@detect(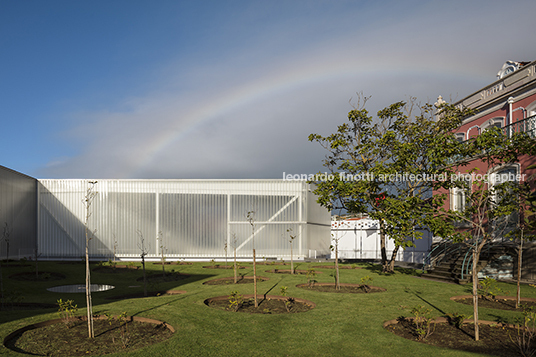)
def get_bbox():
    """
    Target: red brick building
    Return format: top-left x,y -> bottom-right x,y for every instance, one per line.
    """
446,60 -> 536,227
